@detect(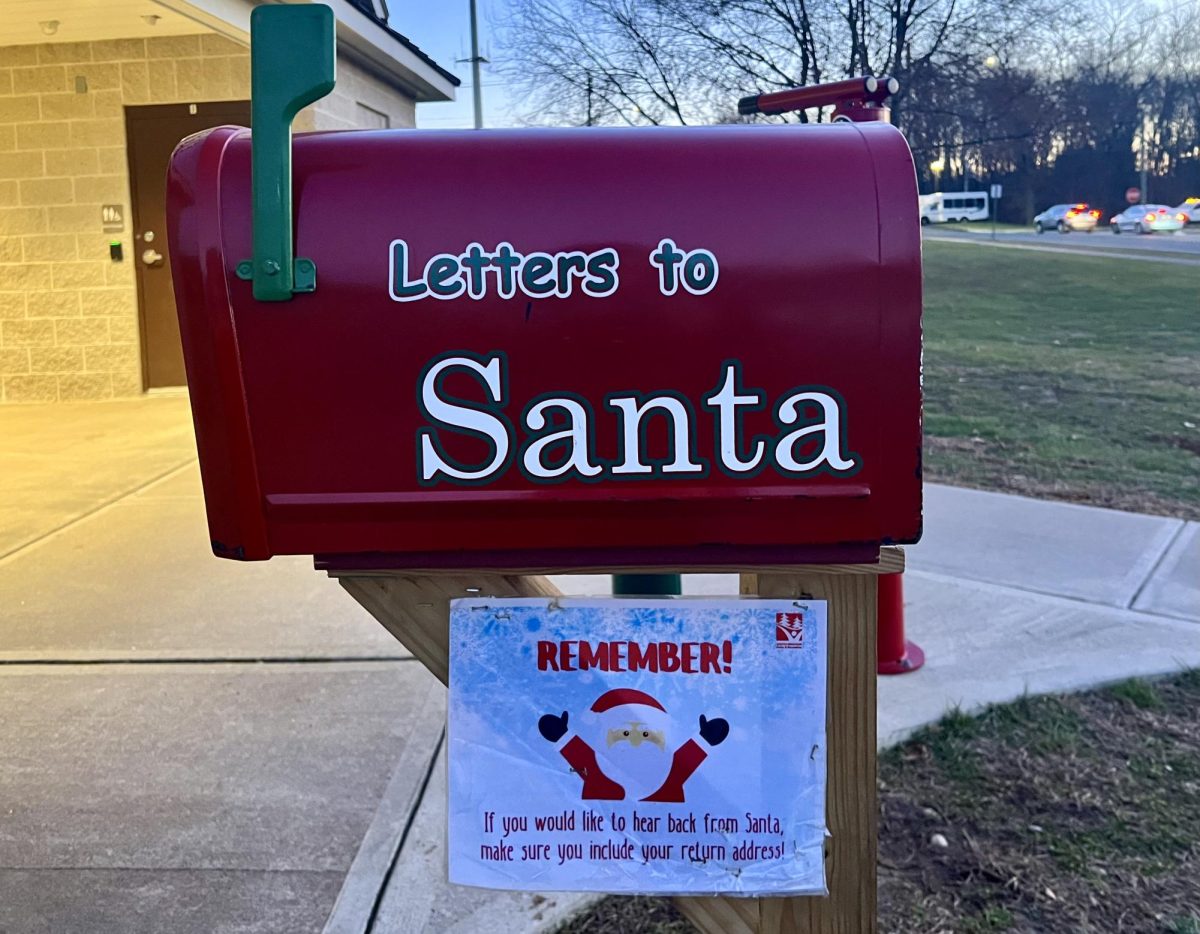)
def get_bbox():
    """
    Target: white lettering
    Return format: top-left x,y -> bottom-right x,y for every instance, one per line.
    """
607,396 -> 705,475
390,240 -> 620,302
414,359 -> 857,485
704,364 -> 765,473
649,239 -> 719,297
775,391 -> 856,473
418,355 -> 509,482
522,398 -> 603,479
